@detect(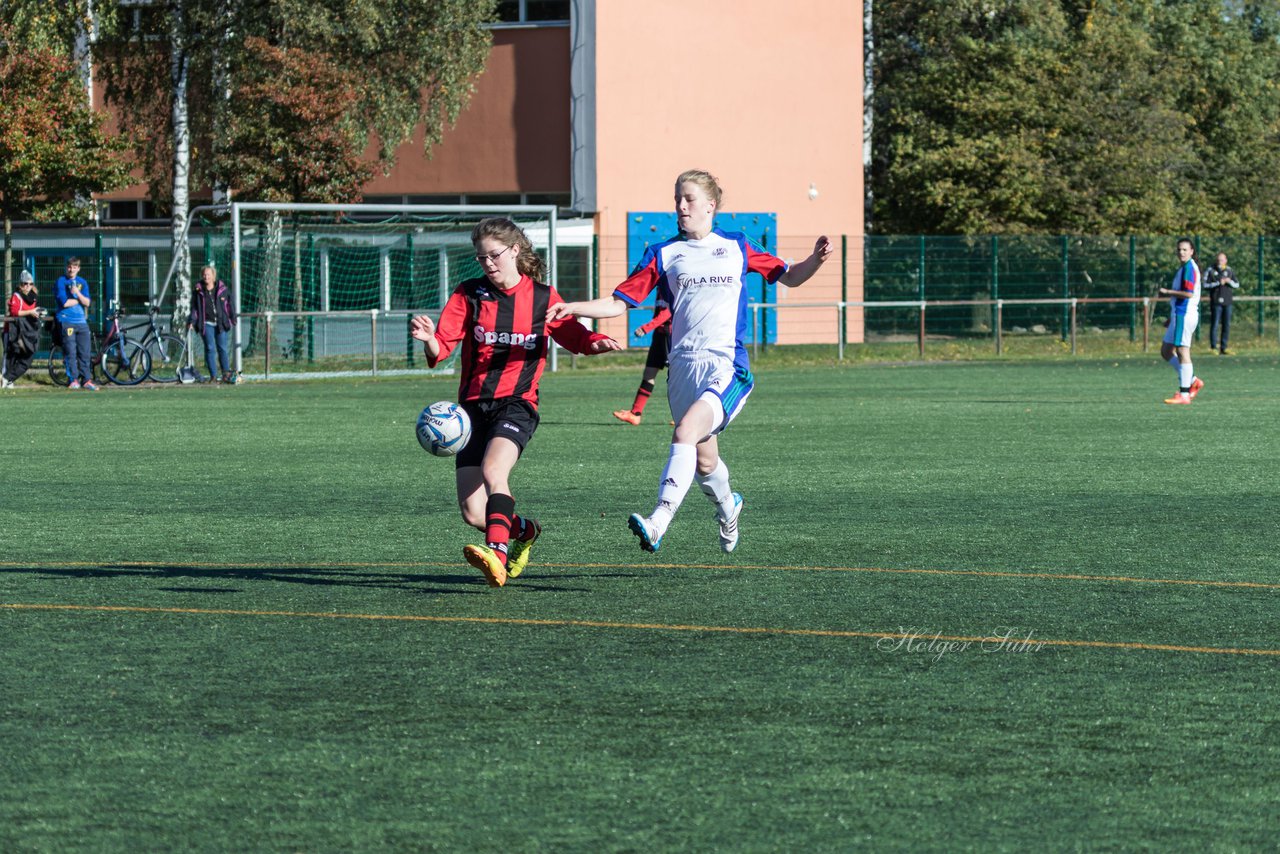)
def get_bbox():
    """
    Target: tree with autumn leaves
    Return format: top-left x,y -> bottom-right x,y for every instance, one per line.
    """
215,37 -> 376,357
0,26 -> 131,299
94,0 -> 494,326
